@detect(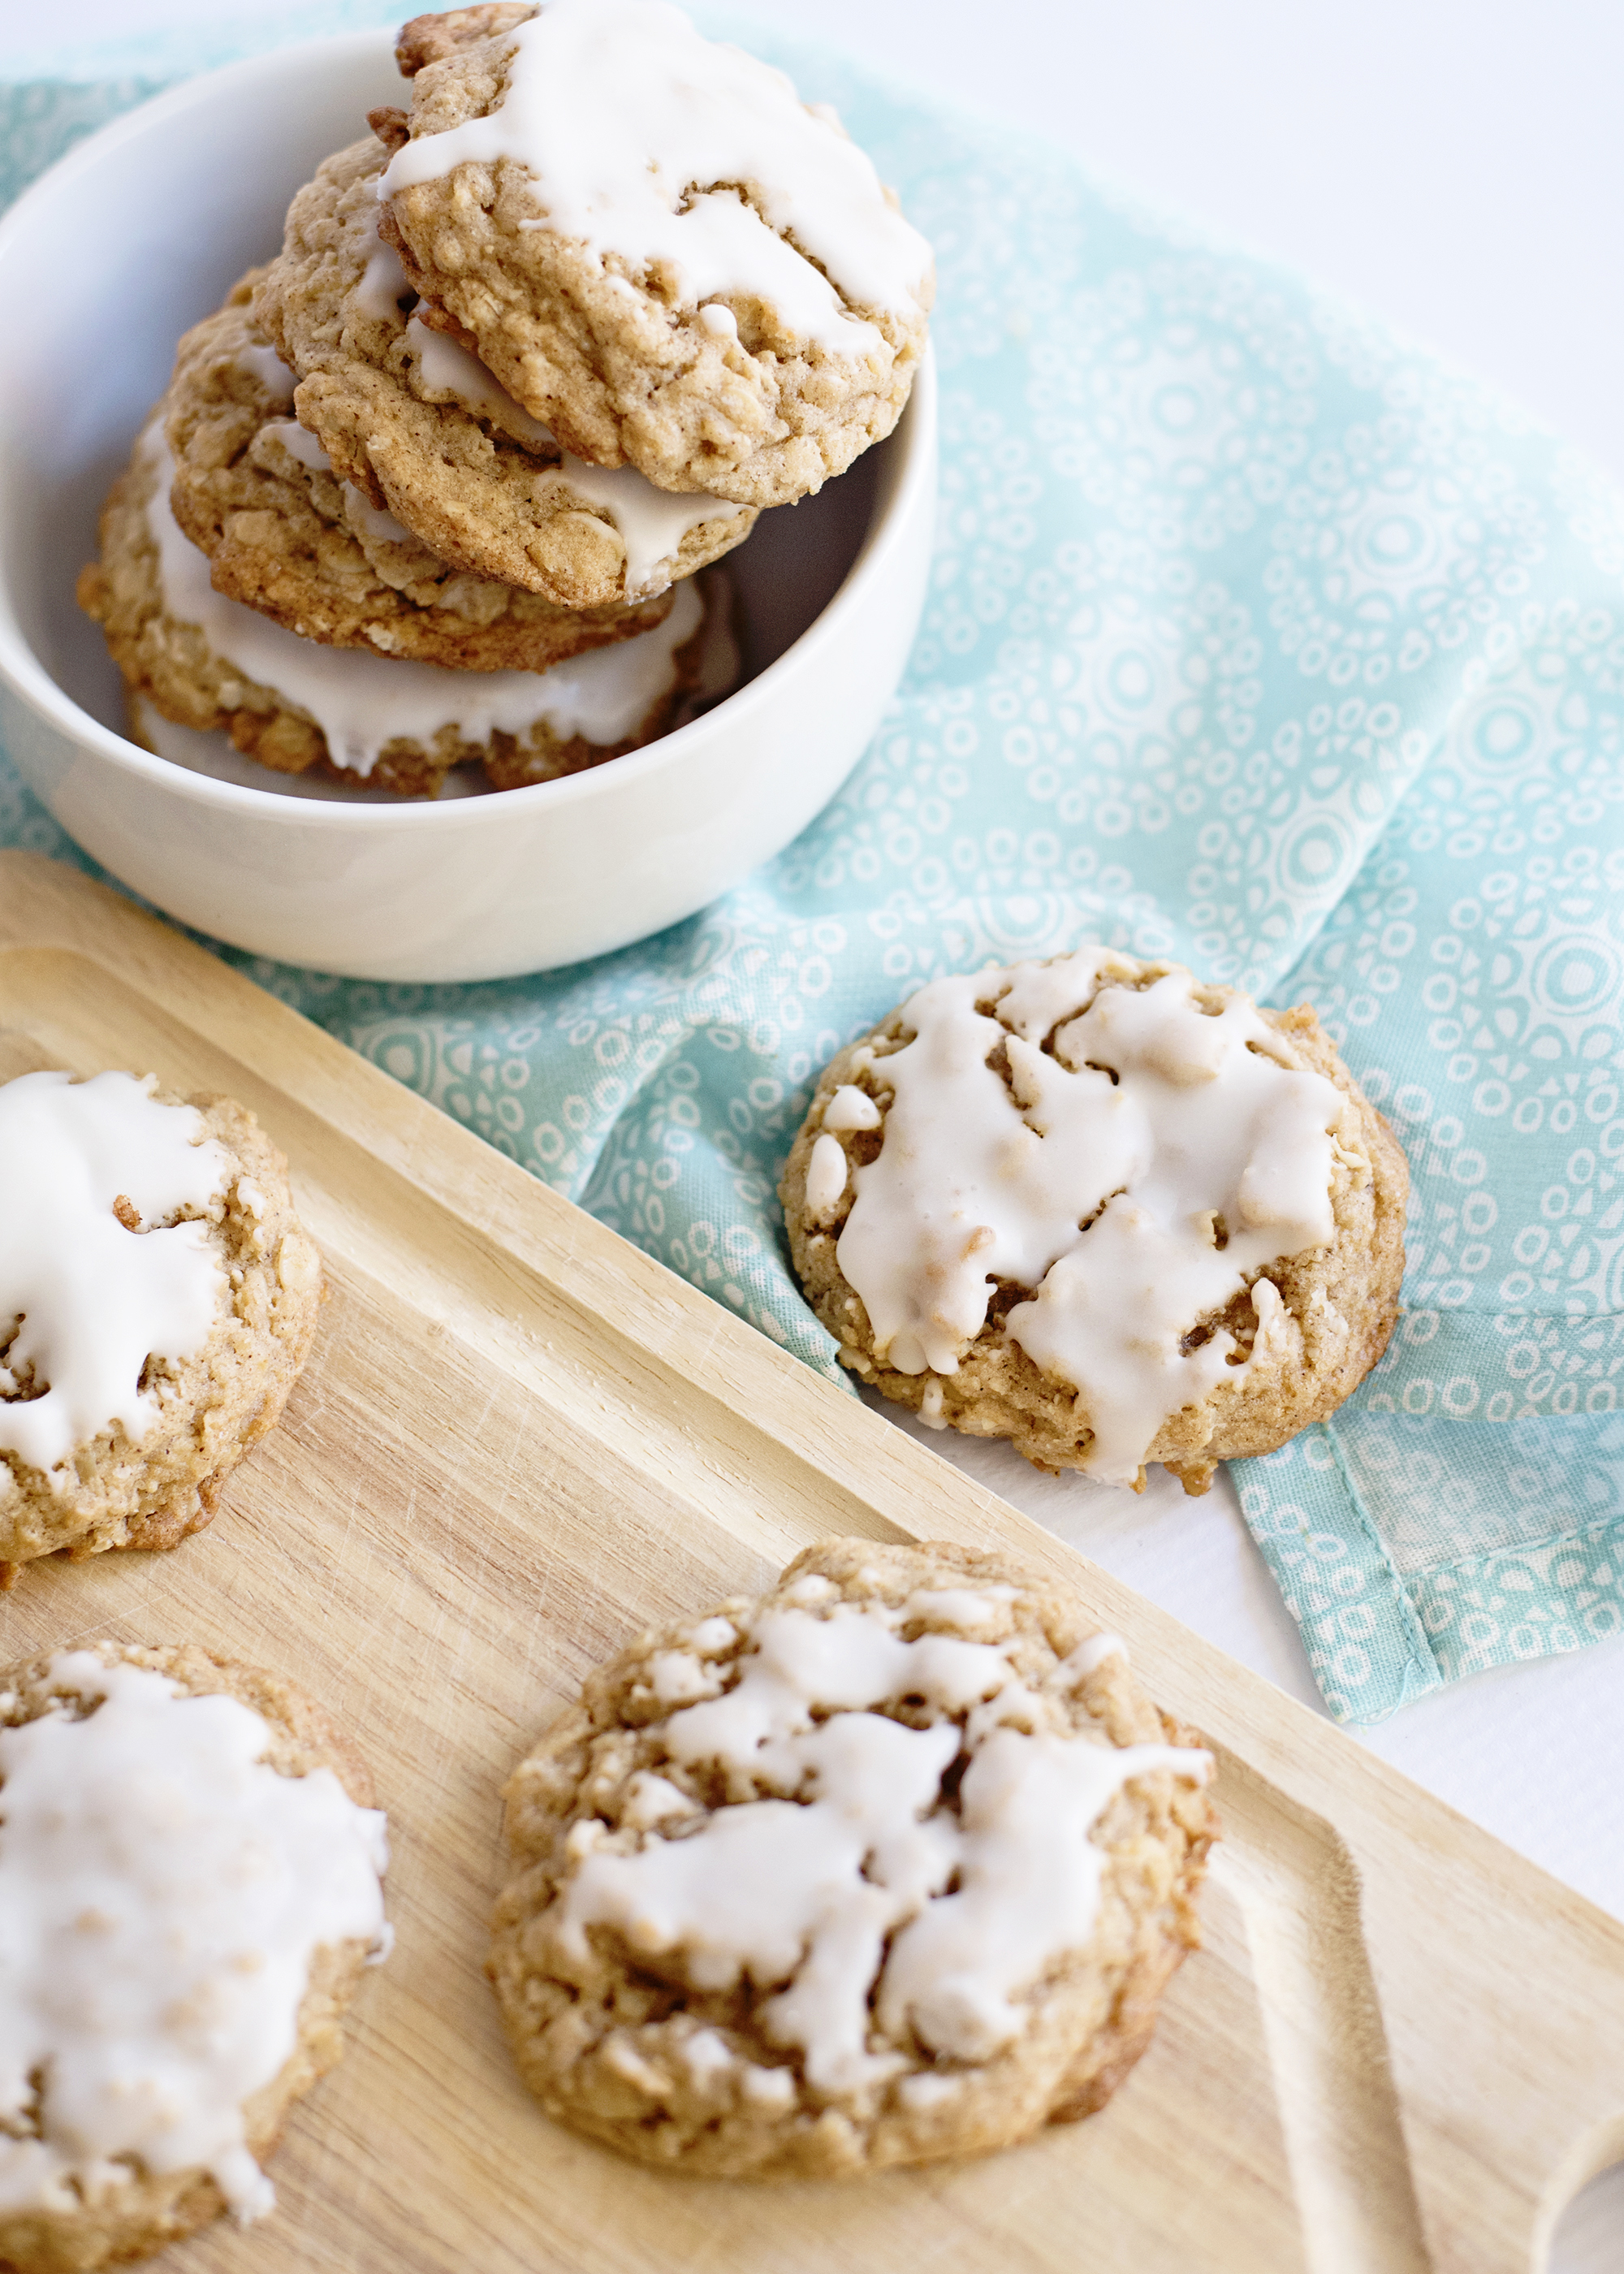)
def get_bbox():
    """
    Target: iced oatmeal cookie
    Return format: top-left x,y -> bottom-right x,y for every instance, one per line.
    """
0,1641 -> 389,2272
78,415 -> 726,797
165,269 -> 674,669
0,1069 -> 323,1582
377,0 -> 935,507
487,1537 -> 1216,2177
780,949 -> 1409,1493
254,132 -> 757,606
